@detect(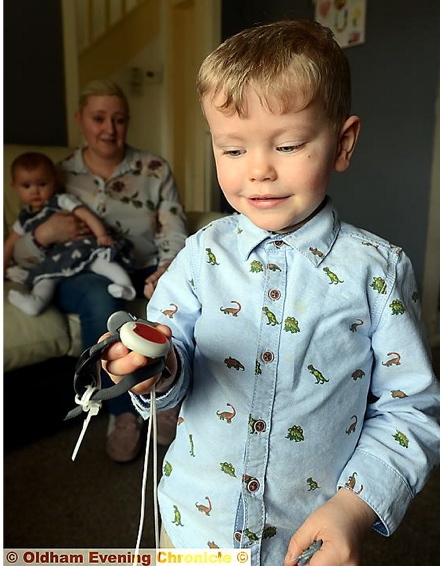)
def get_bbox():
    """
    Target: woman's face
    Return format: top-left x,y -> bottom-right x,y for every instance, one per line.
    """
75,95 -> 129,161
